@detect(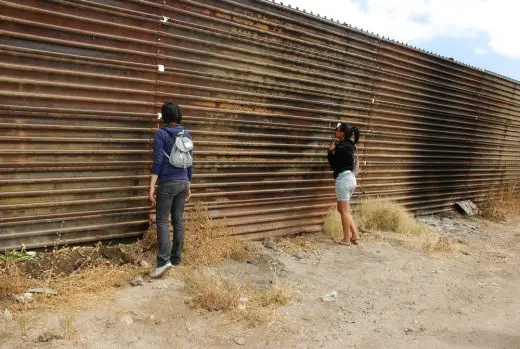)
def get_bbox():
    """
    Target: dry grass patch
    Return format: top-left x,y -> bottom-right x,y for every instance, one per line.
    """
0,260 -> 35,306
480,186 -> 520,222
277,235 -> 319,257
323,210 -> 342,239
260,282 -> 292,307
59,312 -> 78,340
181,269 -> 242,311
422,235 -> 457,254
0,246 -> 145,312
183,203 -> 253,267
355,198 -> 427,235
180,266 -> 292,327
